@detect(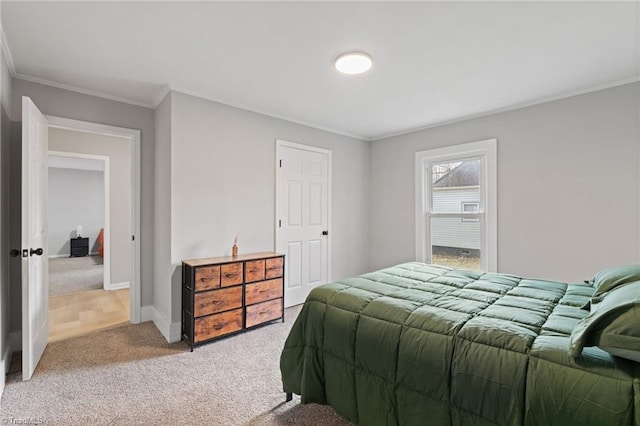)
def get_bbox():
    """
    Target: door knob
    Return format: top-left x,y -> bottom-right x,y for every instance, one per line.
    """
322,230 -> 329,236
9,249 -> 20,257
30,248 -> 43,256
